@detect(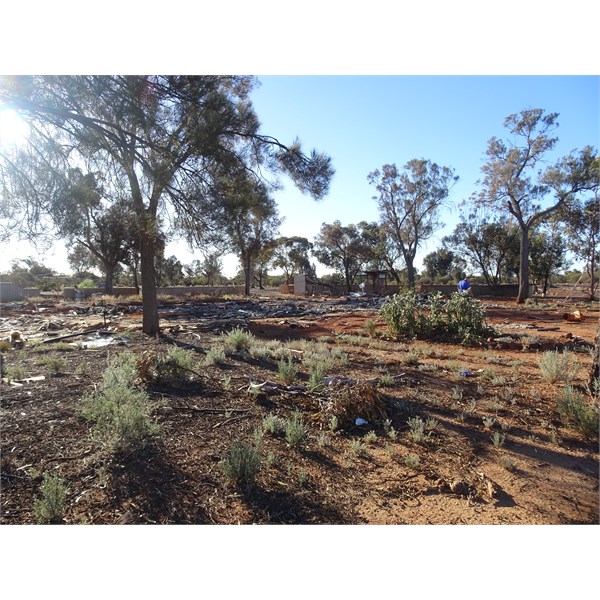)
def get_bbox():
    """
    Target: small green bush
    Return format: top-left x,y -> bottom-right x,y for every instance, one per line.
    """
4,365 -> 26,381
363,318 -> 378,338
284,411 -> 309,447
221,327 -> 255,352
204,346 -> 227,366
220,440 -> 262,488
556,385 -> 599,438
539,350 -> 579,384
81,353 -> 159,456
407,416 -> 431,444
262,413 -> 286,436
308,364 -> 325,391
379,290 -> 430,339
156,346 -> 196,384
34,473 -> 68,524
277,357 -> 298,386
444,293 -> 491,345
404,453 -> 421,468
42,356 -> 67,375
